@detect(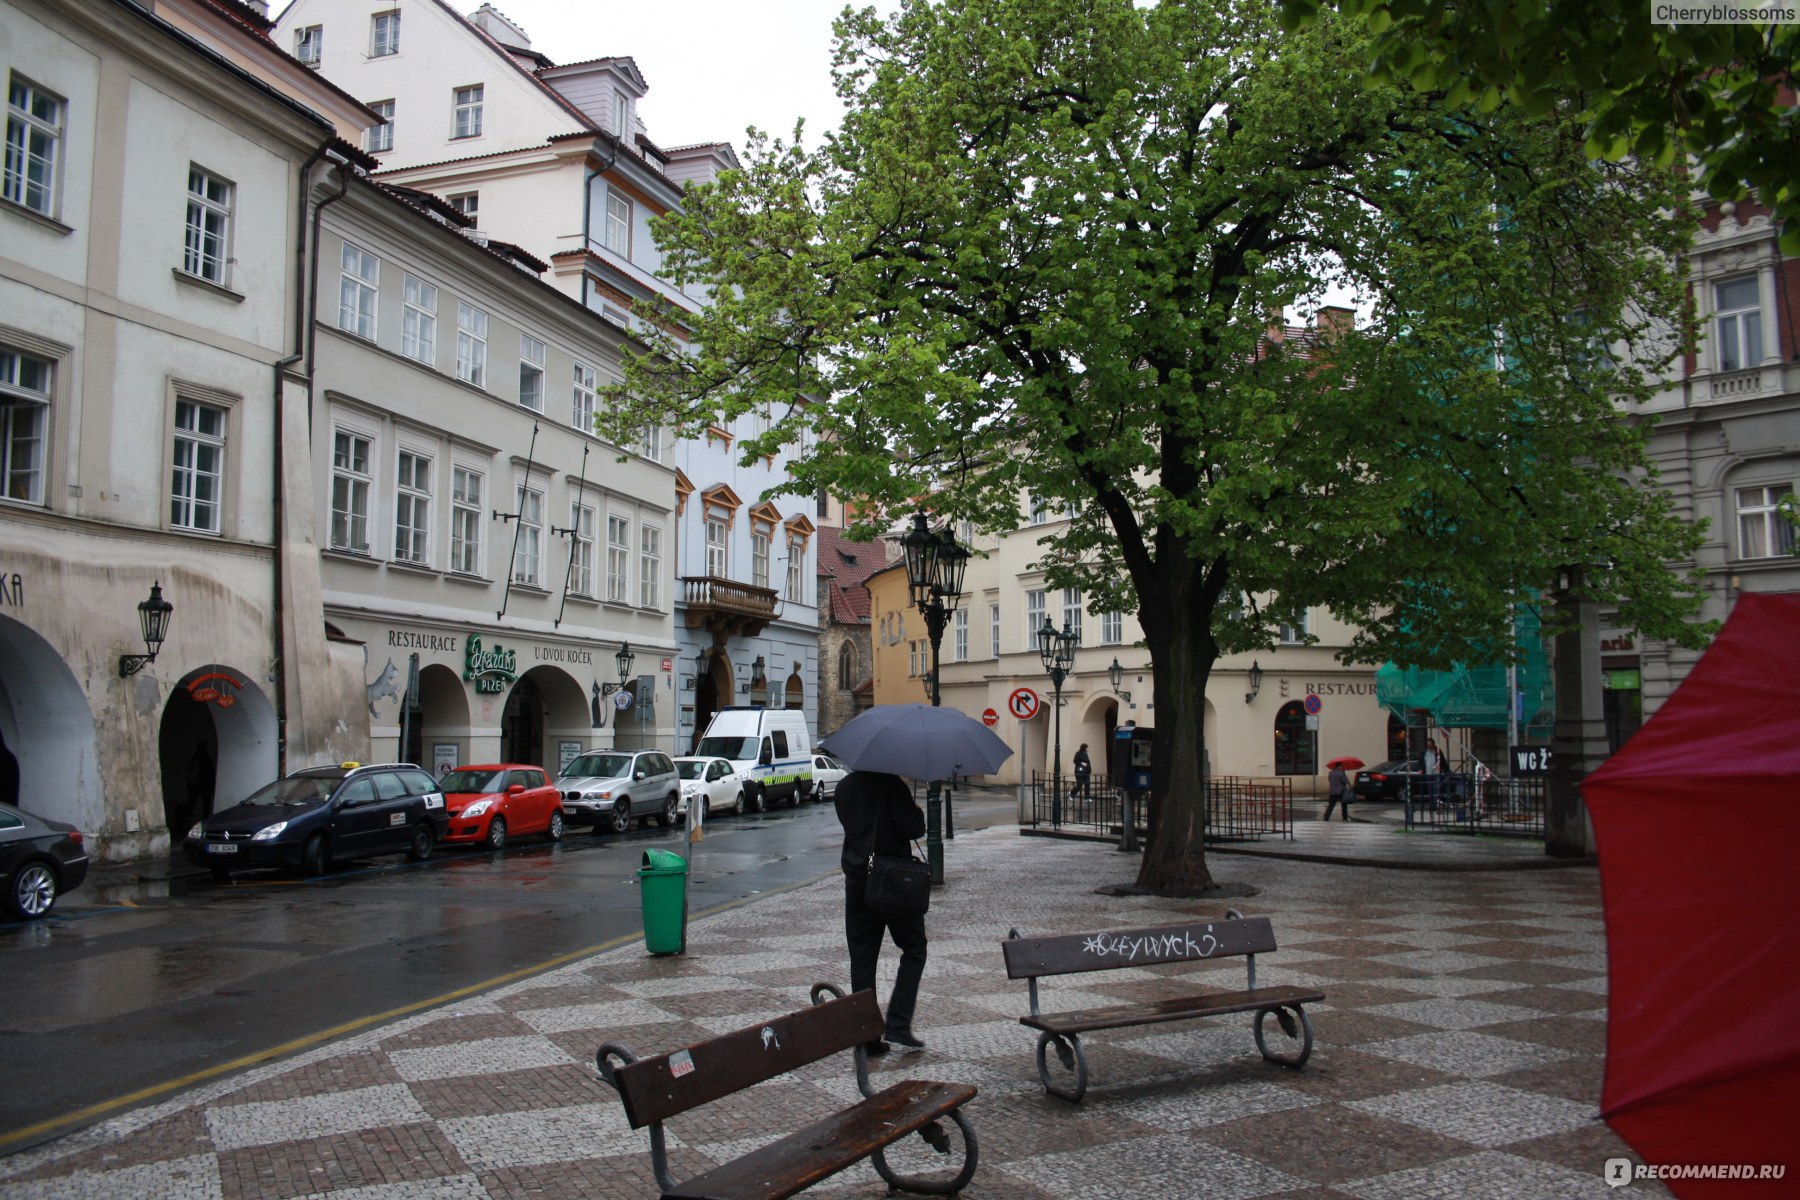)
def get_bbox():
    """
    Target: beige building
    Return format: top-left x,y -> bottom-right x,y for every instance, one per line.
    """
865,517 -> 1392,789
